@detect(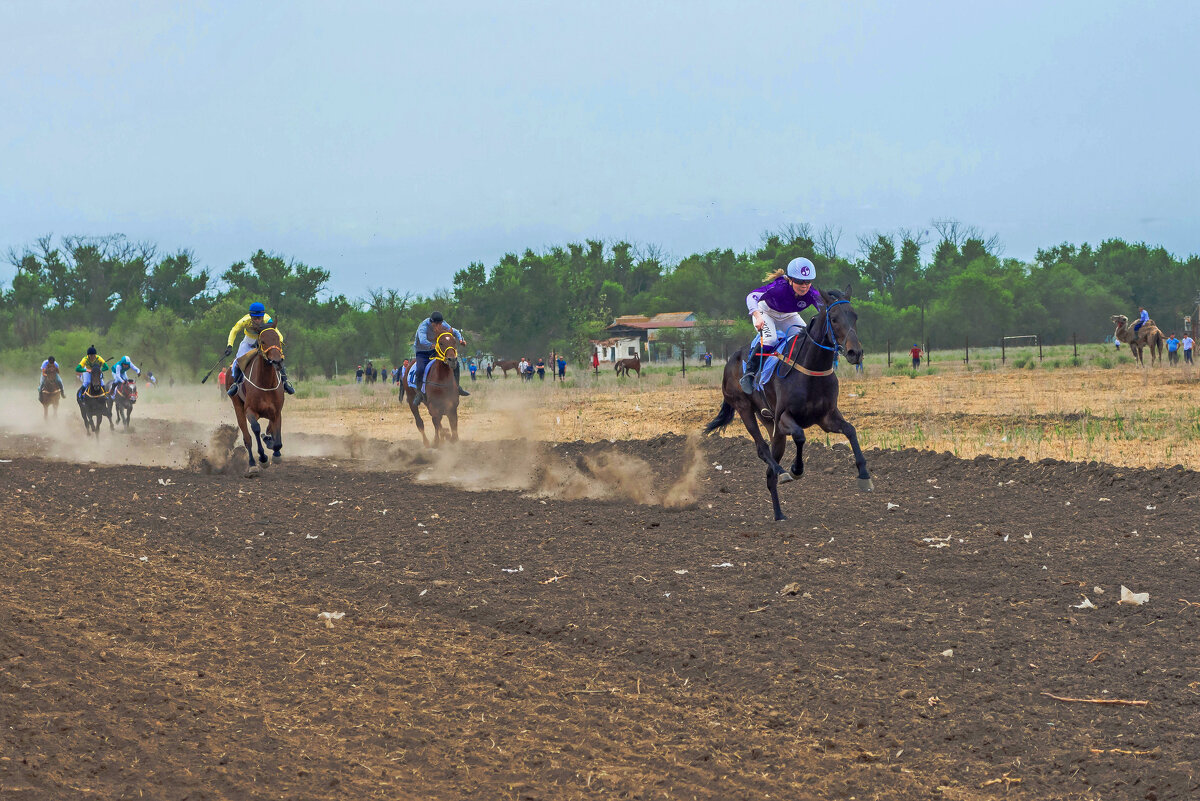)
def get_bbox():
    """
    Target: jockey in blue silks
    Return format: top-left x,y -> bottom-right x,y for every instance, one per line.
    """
409,311 -> 470,404
739,257 -> 824,394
